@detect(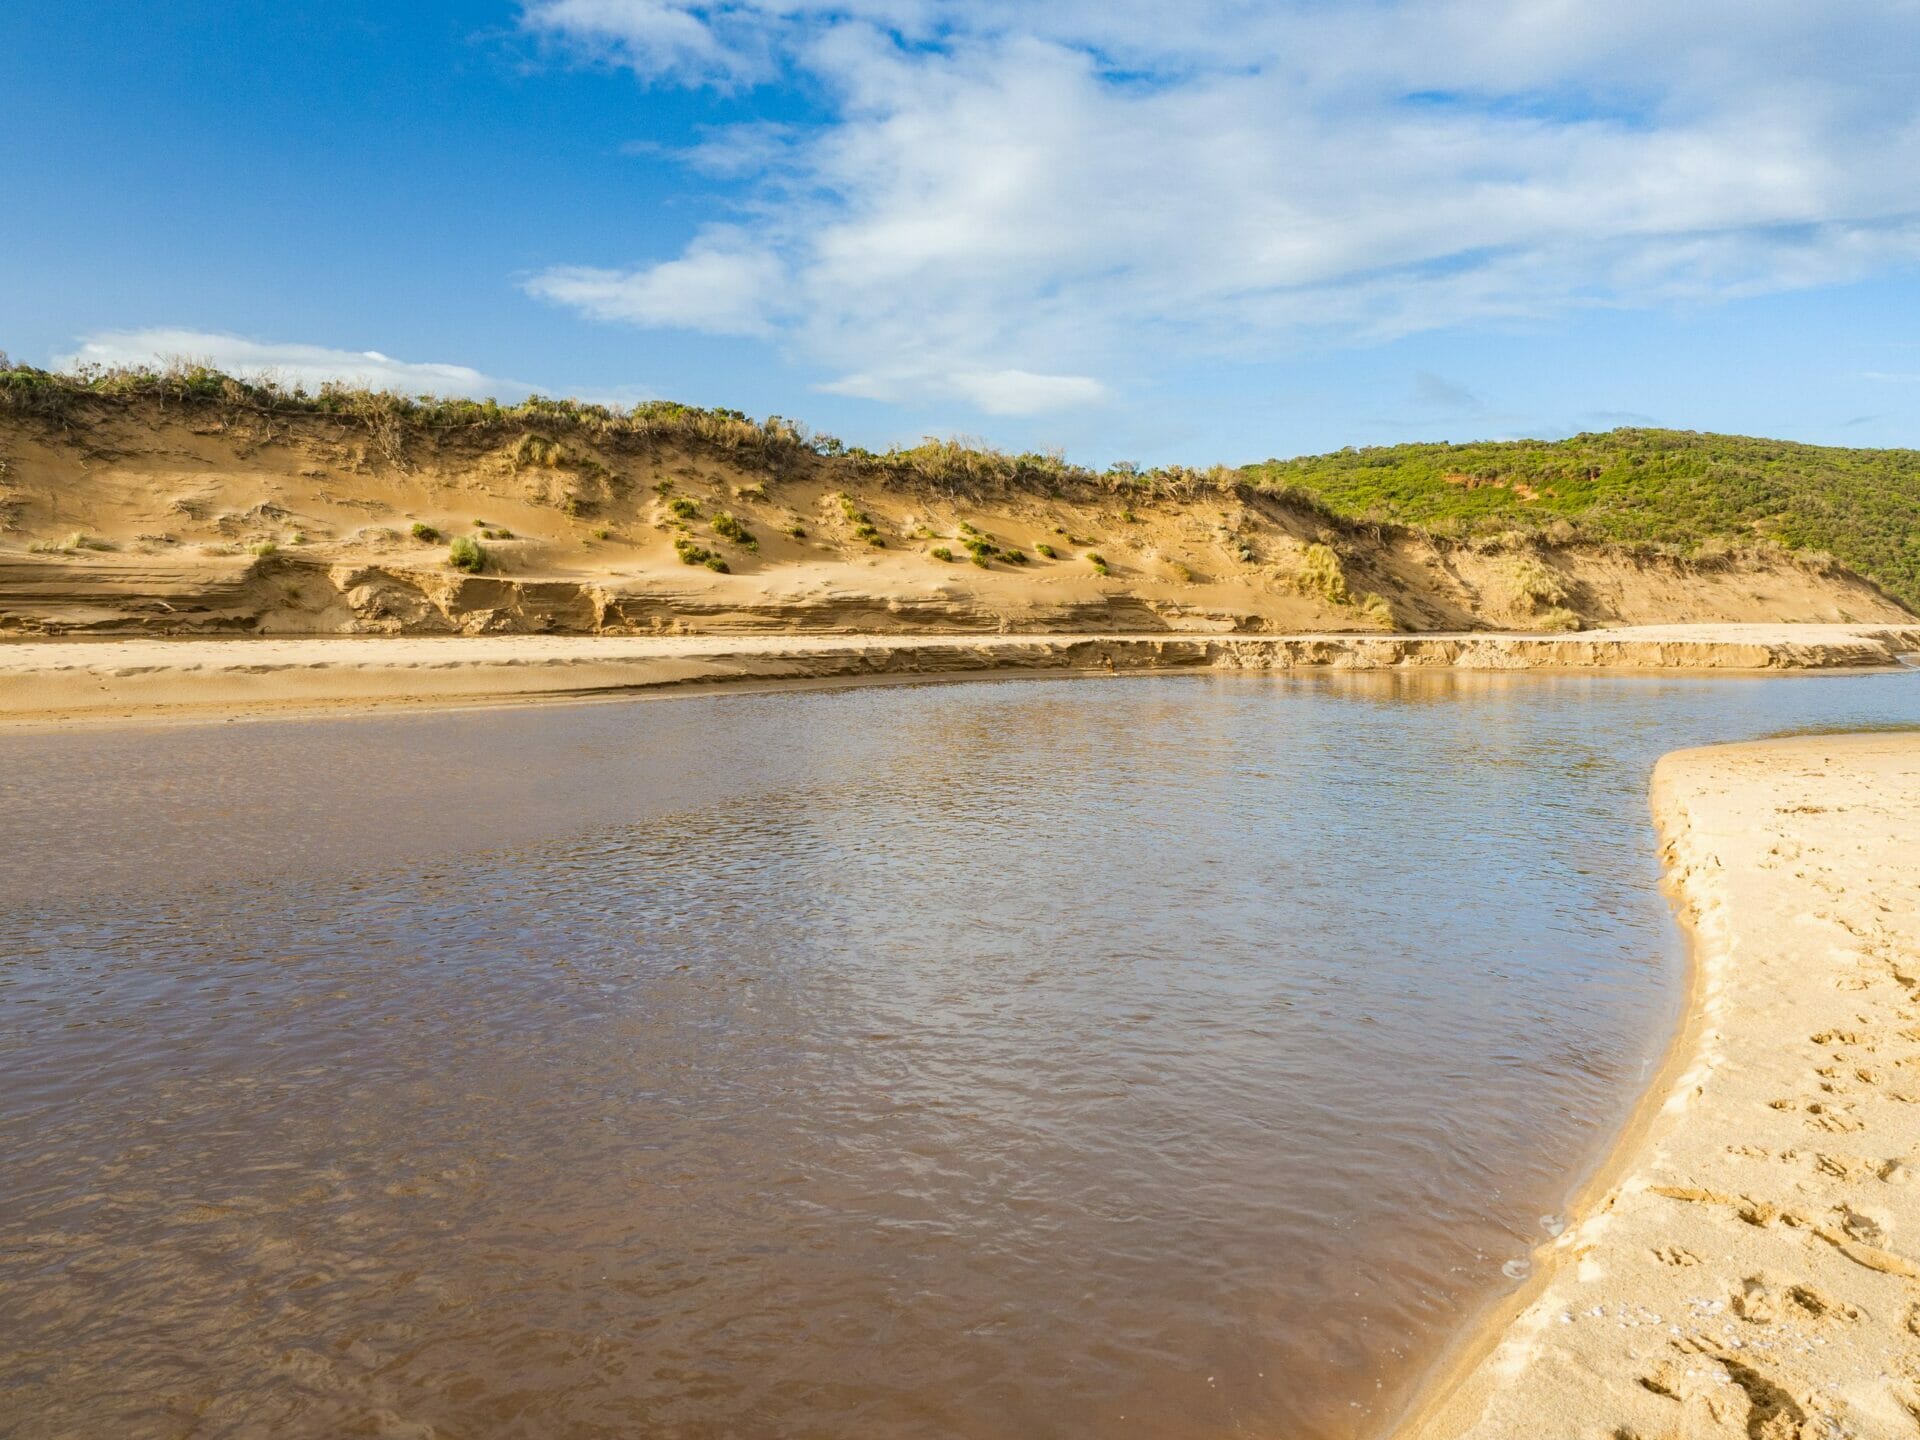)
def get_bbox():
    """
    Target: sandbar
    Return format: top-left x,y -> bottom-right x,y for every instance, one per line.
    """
0,623 -> 1914,729
1401,733 -> 1920,1439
